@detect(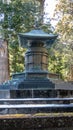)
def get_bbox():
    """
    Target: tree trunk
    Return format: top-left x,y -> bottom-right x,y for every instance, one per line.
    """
0,39 -> 10,83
